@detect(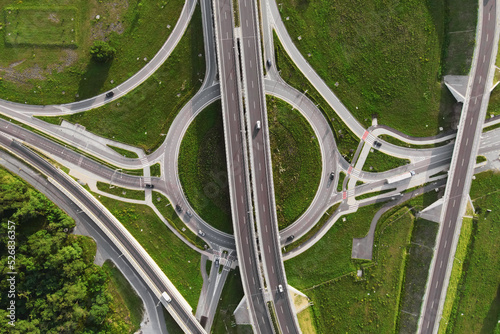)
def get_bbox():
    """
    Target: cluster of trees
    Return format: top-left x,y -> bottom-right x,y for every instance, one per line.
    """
0,168 -> 130,333
90,41 -> 116,63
